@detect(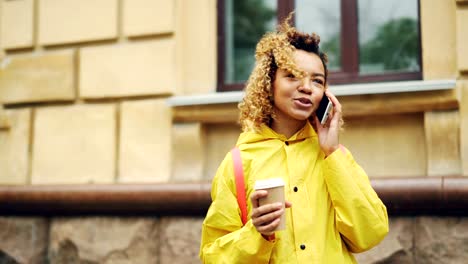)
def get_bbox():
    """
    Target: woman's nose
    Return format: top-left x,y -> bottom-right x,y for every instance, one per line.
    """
298,78 -> 312,94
